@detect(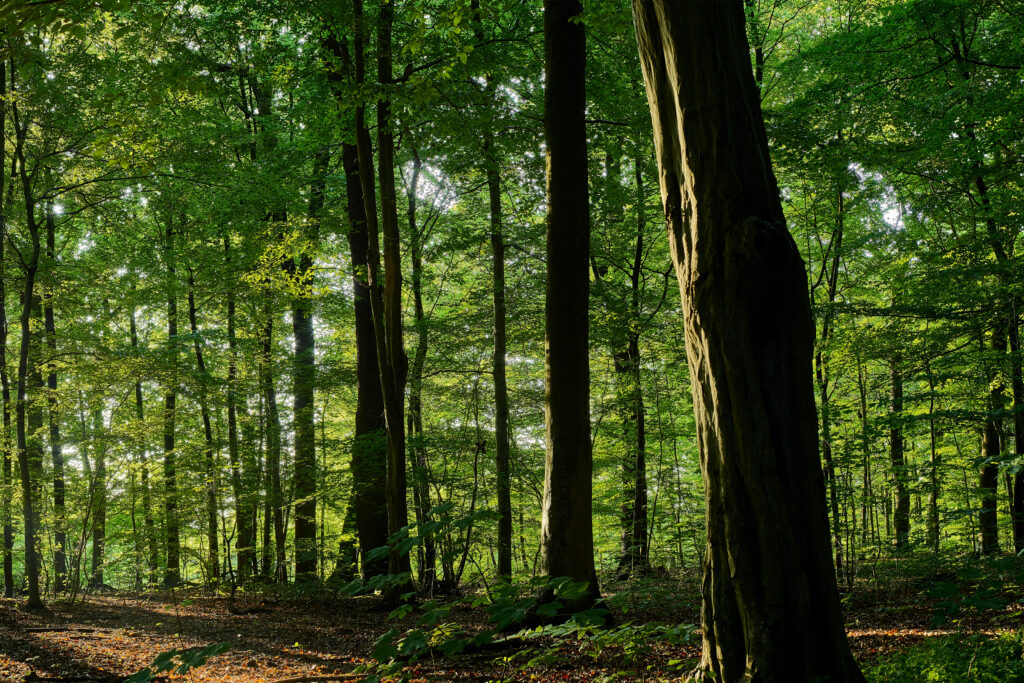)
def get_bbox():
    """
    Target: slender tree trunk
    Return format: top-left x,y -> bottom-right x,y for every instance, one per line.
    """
889,361 -> 910,548
130,306 -> 158,582
0,57 -> 13,600
632,2 -> 864,679
224,236 -> 254,581
13,95 -> 43,606
89,404 -> 107,588
1008,316 -> 1024,553
42,210 -> 66,593
925,360 -> 941,552
980,327 -> 1004,555
290,149 -> 328,582
405,151 -> 436,592
541,0 -> 599,608
187,271 -> 220,581
262,299 -> 286,583
163,221 -> 180,588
